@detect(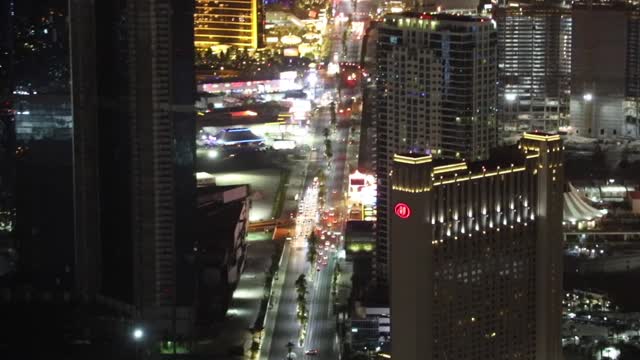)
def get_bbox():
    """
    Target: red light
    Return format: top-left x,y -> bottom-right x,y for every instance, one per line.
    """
231,110 -> 258,117
394,203 -> 411,219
